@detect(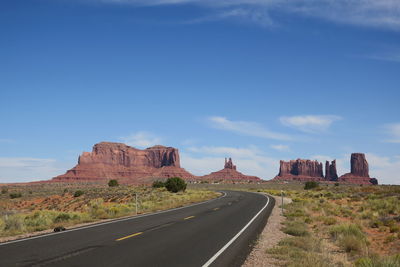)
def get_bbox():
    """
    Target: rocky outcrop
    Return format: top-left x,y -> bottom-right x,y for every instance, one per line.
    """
53,142 -> 195,184
338,153 -> 377,185
325,160 -> 338,181
224,158 -> 236,170
274,159 -> 324,181
273,153 -> 378,185
200,159 -> 261,182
